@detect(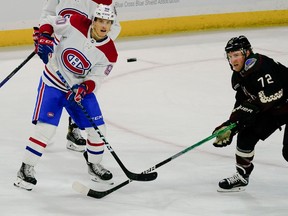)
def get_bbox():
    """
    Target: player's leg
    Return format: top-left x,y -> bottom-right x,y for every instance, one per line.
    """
66,93 -> 112,183
217,128 -> 257,192
84,125 -> 113,183
218,115 -> 279,192
66,116 -> 86,152
14,122 -> 57,190
14,80 -> 63,190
